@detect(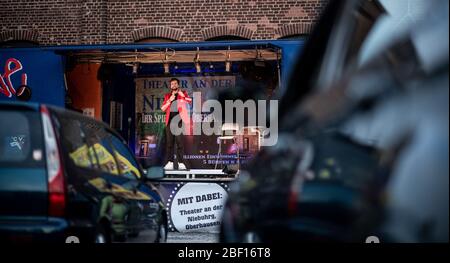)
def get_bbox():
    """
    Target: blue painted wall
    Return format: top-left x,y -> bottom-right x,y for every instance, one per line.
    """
0,50 -> 65,106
